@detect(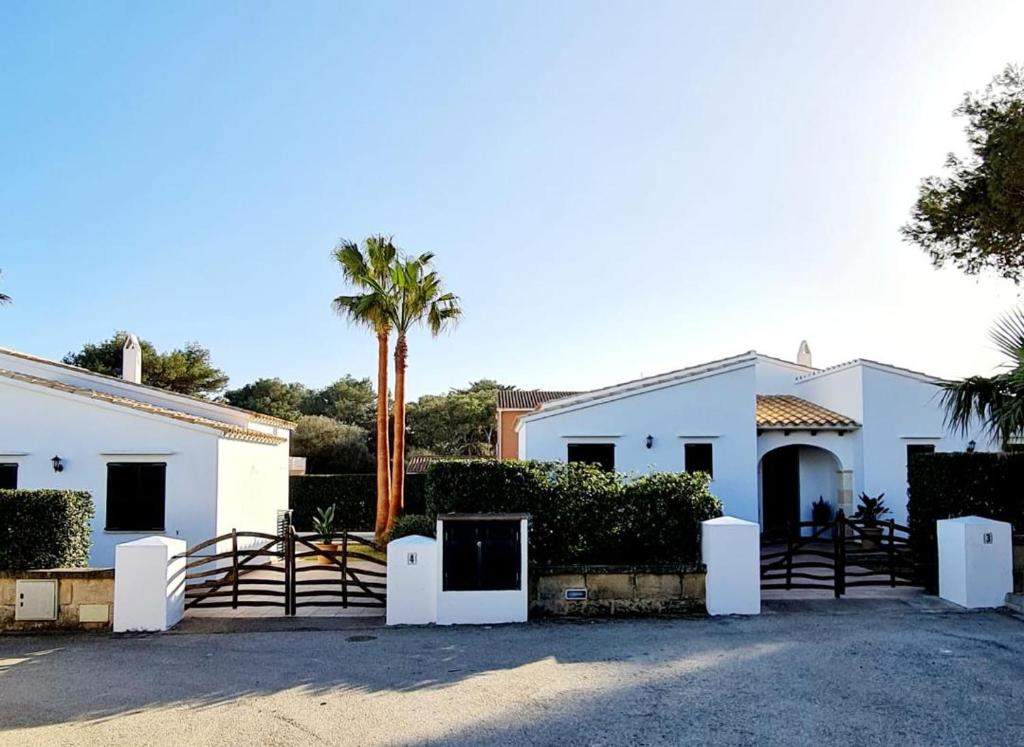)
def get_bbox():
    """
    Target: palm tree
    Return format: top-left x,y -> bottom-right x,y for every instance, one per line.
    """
372,254 -> 462,533
0,269 -> 10,304
941,307 -> 1024,444
331,236 -> 398,543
